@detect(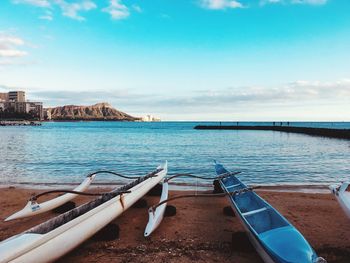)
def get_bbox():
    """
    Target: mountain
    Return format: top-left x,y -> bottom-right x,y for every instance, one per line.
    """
46,103 -> 139,121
